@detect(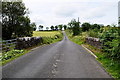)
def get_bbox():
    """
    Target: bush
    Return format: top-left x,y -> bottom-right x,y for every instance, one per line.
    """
99,27 -> 120,59
88,29 -> 99,38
